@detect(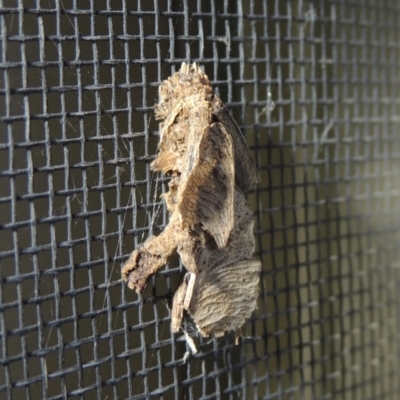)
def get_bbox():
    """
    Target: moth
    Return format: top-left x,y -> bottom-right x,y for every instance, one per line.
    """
122,63 -> 261,338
